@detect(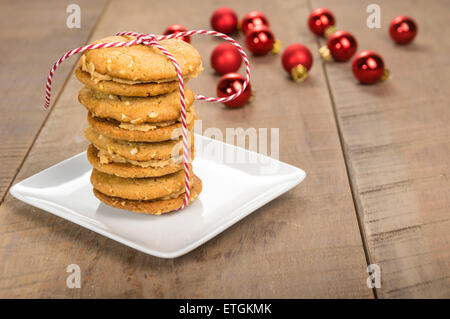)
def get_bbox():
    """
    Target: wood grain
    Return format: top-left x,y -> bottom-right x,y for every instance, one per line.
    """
311,0 -> 450,297
0,0 -> 371,298
0,0 -> 108,202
